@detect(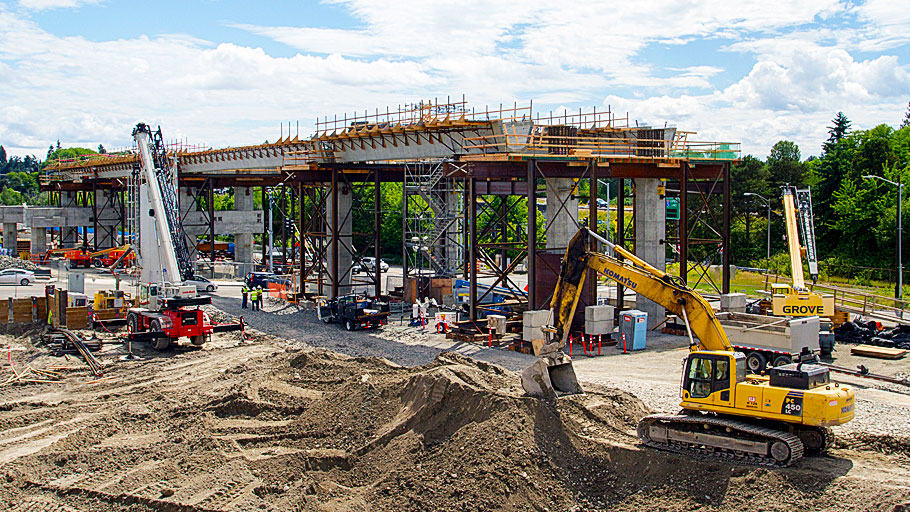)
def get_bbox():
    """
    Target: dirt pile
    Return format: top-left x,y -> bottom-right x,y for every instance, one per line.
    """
1,334 -> 909,511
